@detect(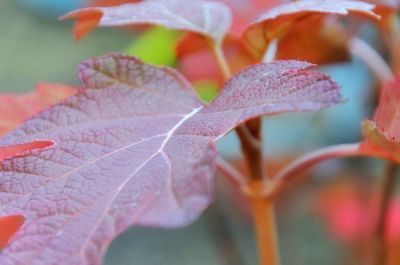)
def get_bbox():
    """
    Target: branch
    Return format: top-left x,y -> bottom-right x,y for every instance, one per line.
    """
212,43 -> 232,81
215,157 -> 246,188
268,143 -> 363,197
211,38 -> 280,265
263,39 -> 278,63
